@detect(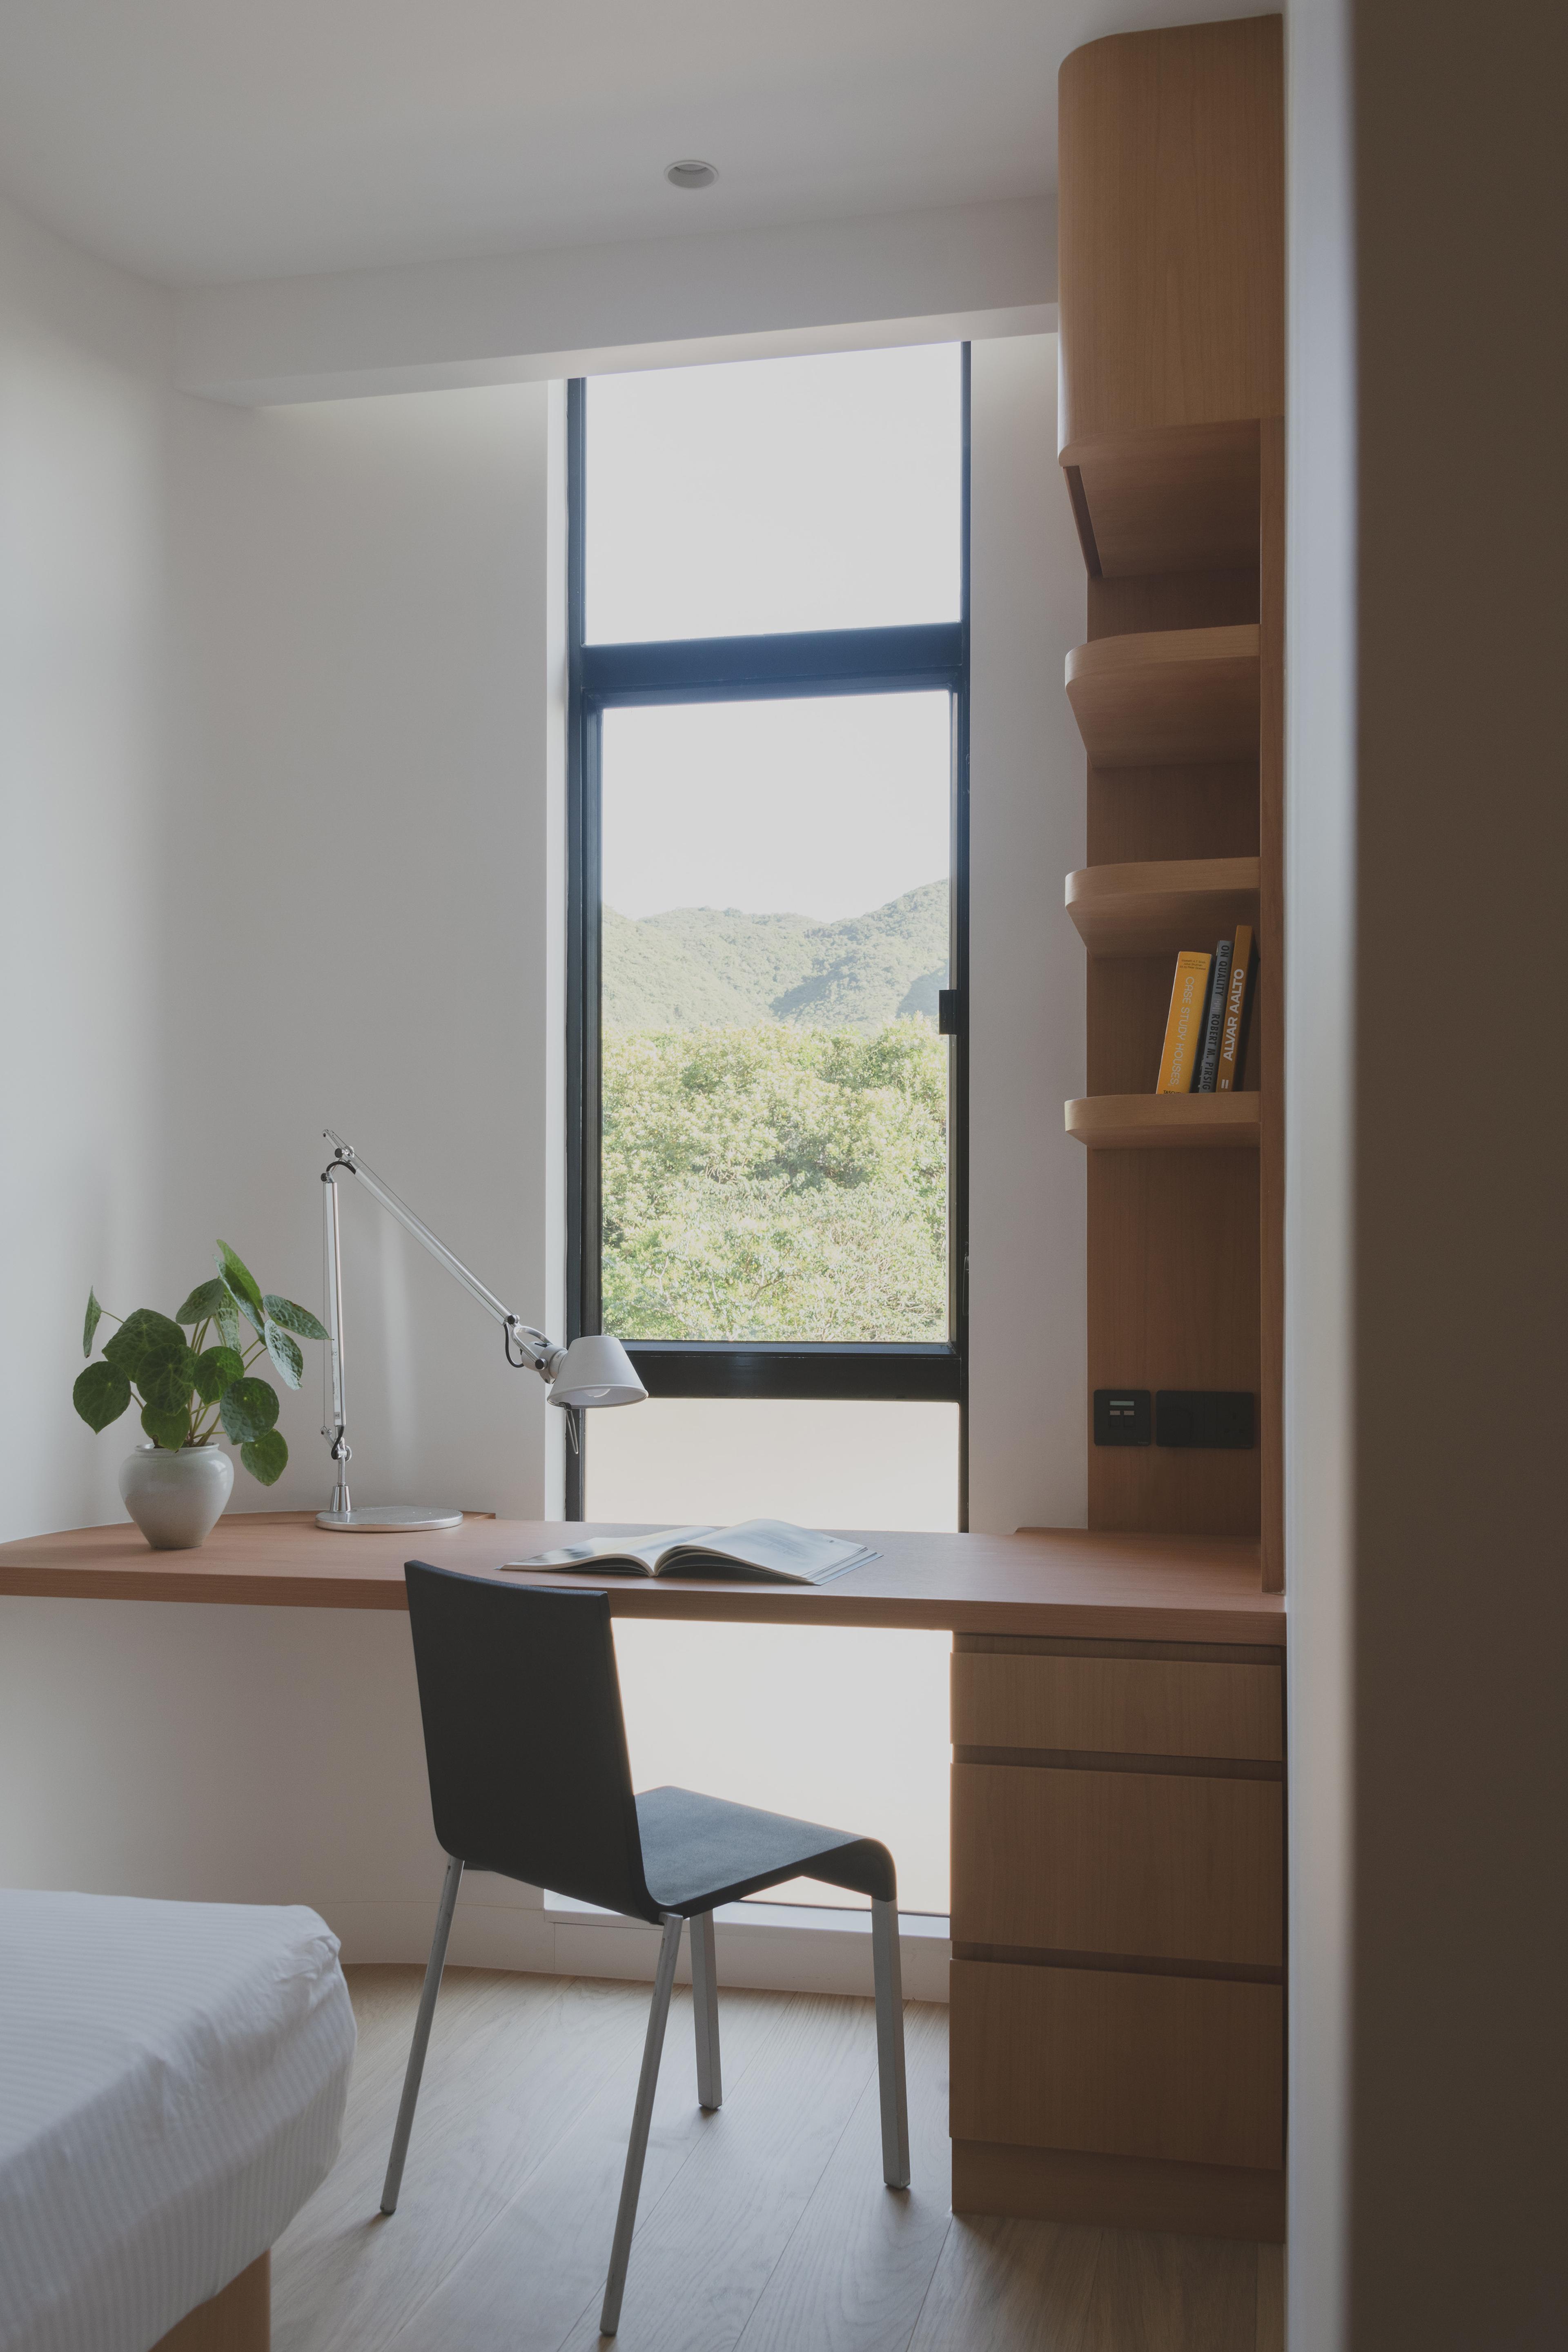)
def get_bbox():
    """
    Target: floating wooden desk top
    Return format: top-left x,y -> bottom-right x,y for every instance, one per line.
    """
0,1514 -> 1283,1645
